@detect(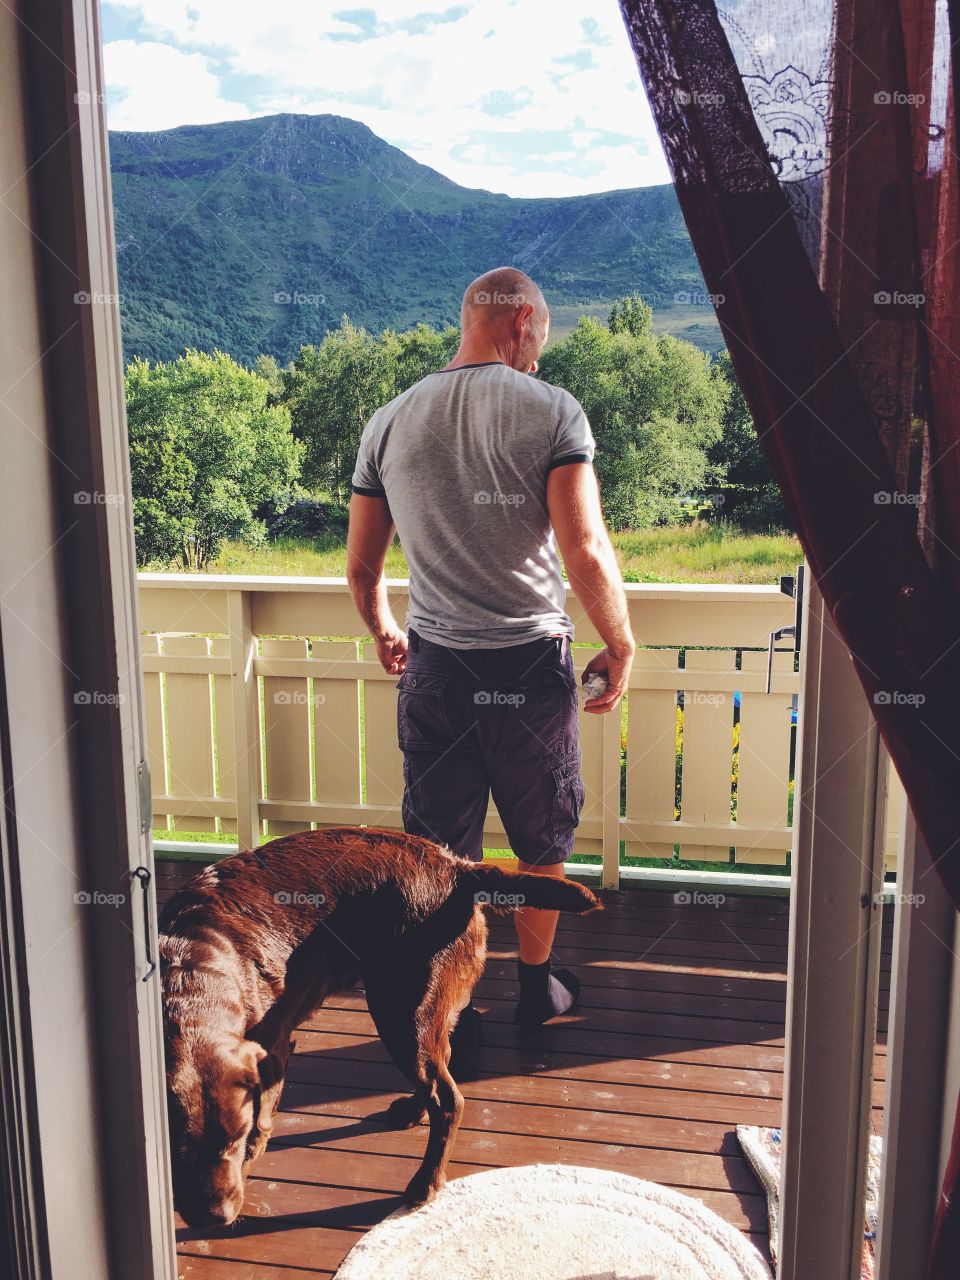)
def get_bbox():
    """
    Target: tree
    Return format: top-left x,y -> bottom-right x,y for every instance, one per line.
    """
126,350 -> 302,569
281,319 -> 395,501
708,350 -> 792,530
608,293 -> 654,338
538,304 -> 727,528
384,322 -> 459,396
